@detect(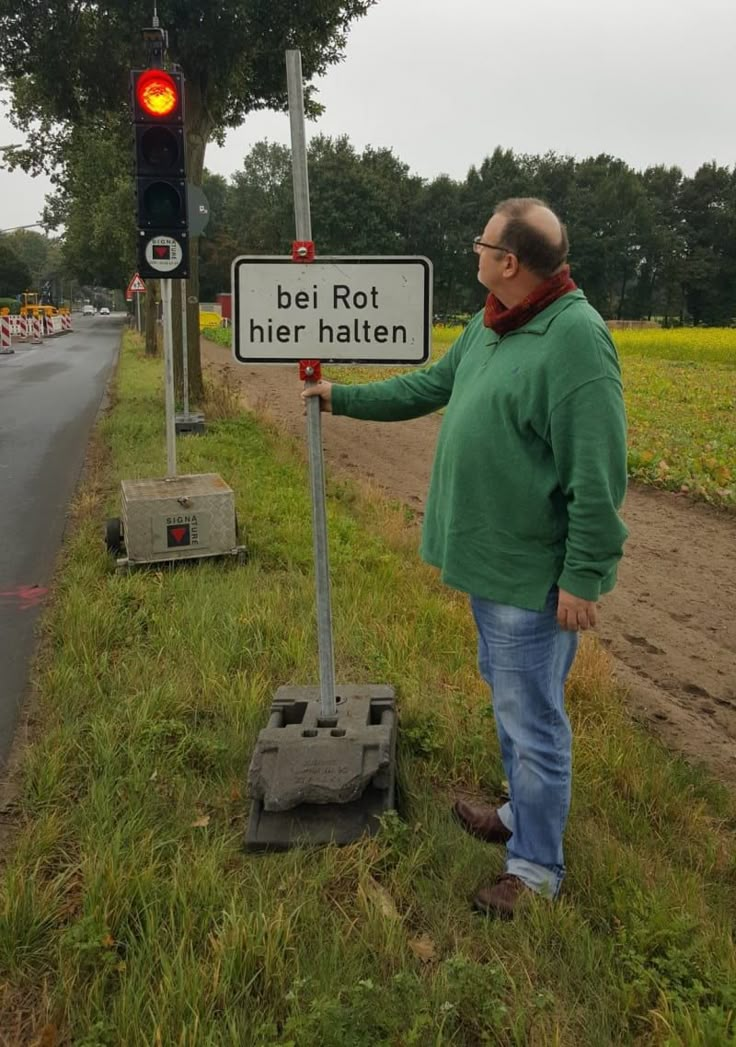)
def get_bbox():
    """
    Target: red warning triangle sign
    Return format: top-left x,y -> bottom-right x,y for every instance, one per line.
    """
127,272 -> 147,295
